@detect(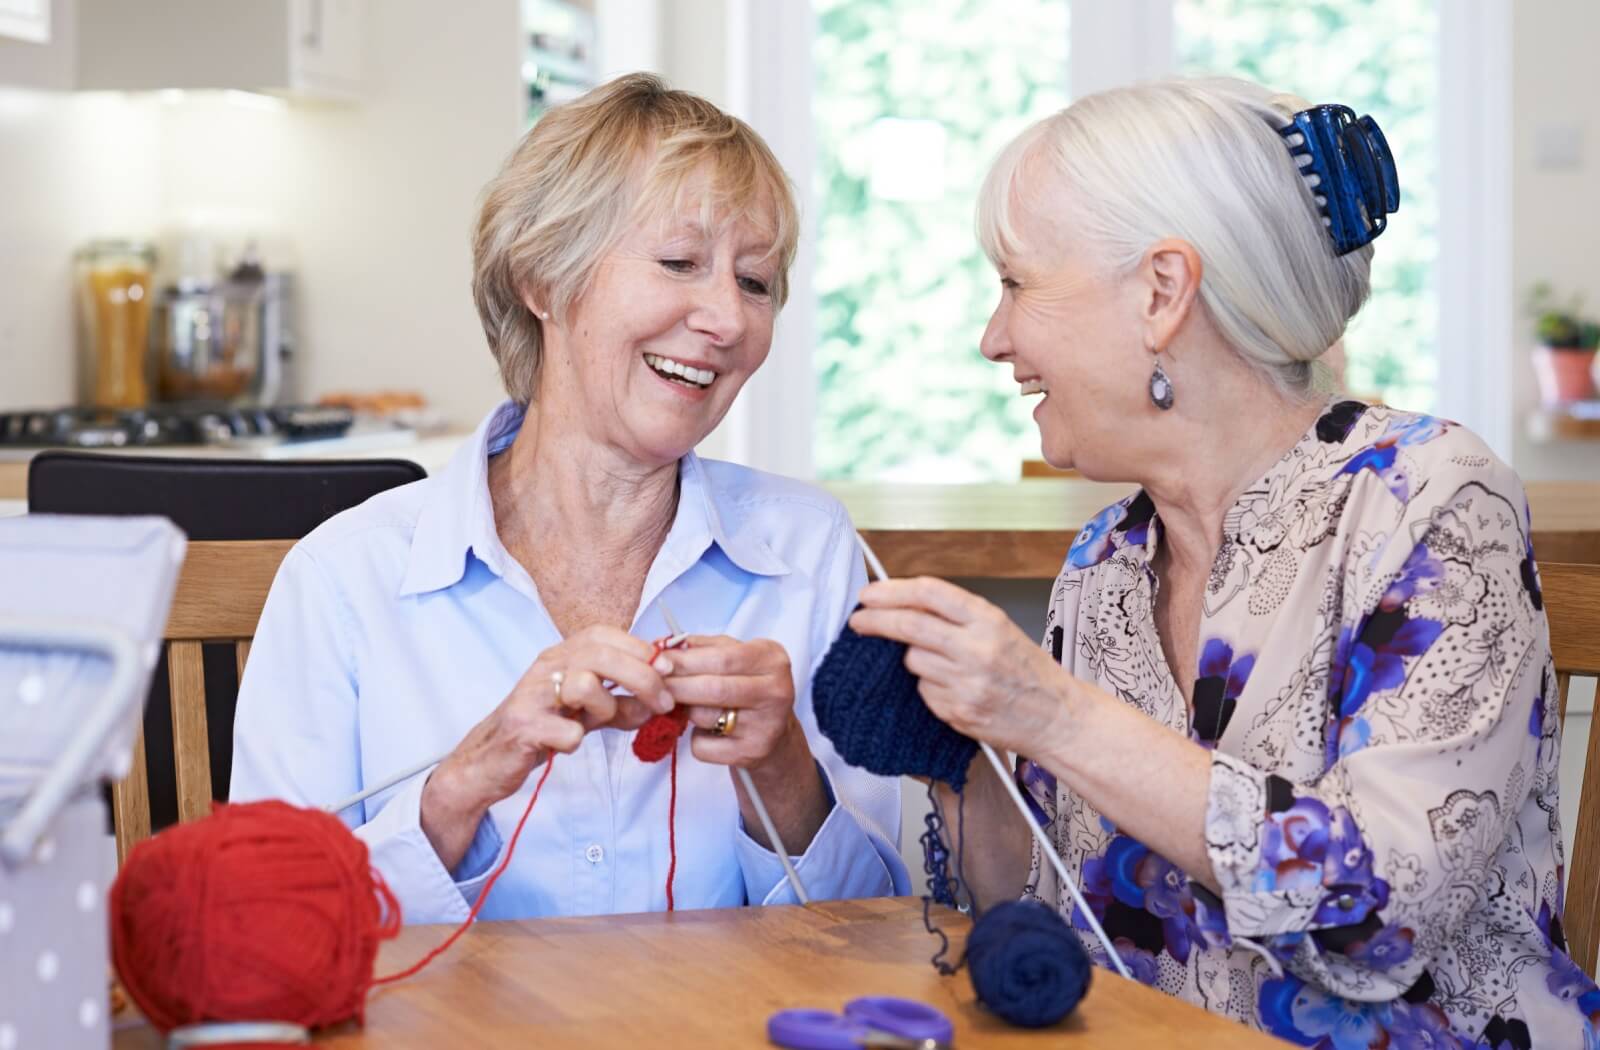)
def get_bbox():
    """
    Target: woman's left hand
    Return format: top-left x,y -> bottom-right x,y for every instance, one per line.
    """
850,577 -> 1073,756
665,635 -> 807,769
